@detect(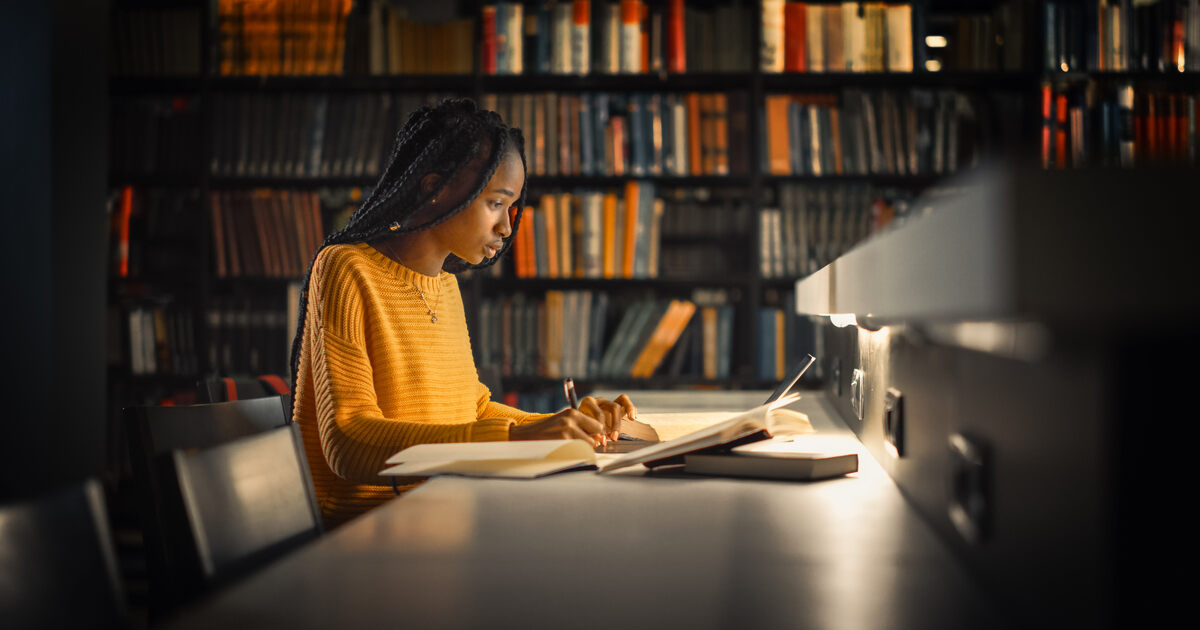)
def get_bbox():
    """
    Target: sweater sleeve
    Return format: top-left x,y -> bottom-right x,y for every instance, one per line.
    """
475,380 -> 555,425
306,257 -> 513,486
